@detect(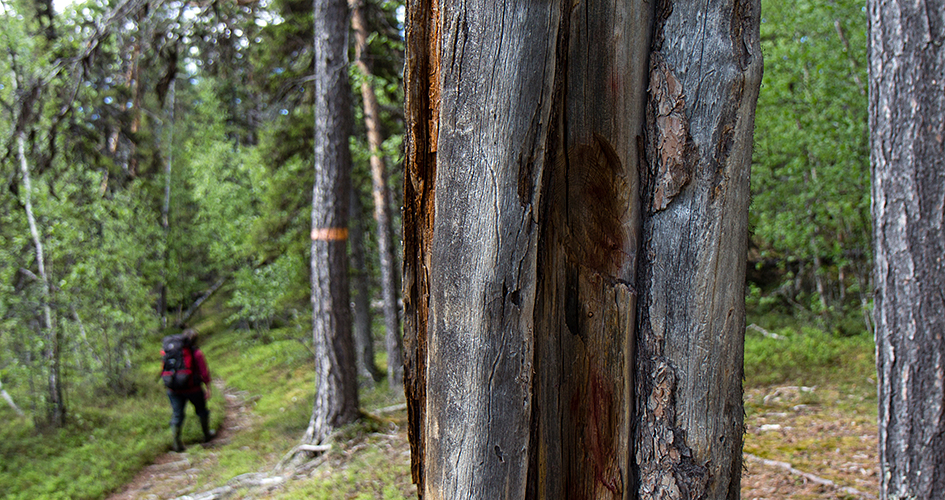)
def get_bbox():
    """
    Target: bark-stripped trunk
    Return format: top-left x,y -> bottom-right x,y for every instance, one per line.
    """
404,1 -> 760,498
350,185 -> 382,384
306,0 -> 360,444
351,1 -> 405,390
17,133 -> 64,428
869,1 -> 945,498
635,2 -> 761,498
402,0 -> 439,487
